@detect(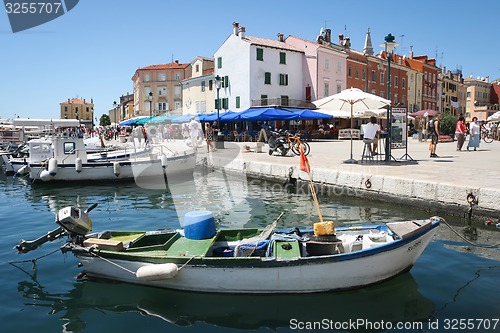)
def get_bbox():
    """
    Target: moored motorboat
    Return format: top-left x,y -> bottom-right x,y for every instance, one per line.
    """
16,204 -> 441,294
3,136 -> 195,182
